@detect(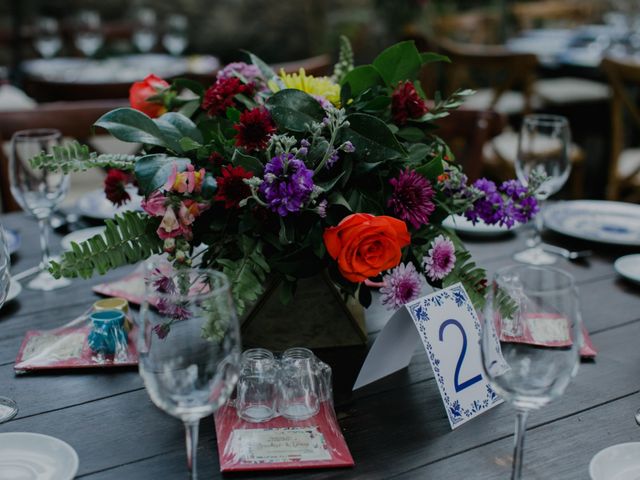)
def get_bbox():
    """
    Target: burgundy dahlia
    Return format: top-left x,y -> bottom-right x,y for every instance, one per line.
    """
202,77 -> 253,117
388,169 -> 436,229
104,169 -> 131,206
391,81 -> 428,125
215,165 -> 254,209
233,107 -> 276,151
